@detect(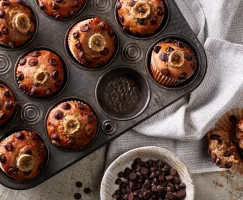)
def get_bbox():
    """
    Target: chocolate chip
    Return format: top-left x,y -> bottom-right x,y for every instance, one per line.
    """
2,27 -> 8,35
69,10 -> 75,16
174,40 -> 184,48
8,167 -> 18,175
45,88 -> 52,95
8,41 -> 15,48
75,42 -> 82,50
49,58 -> 58,66
215,157 -> 221,166
185,54 -> 192,61
74,193 -> 81,199
76,181 -> 83,188
5,143 -> 13,151
55,80 -> 62,88
87,114 -> 95,123
17,72 -> 24,81
31,51 -> 41,57
115,178 -> 122,185
4,101 -> 12,110
19,58 -> 27,65
101,48 -> 109,56
77,103 -> 85,110
229,115 -> 237,123
23,149 -> 32,155
167,46 -> 175,53
51,133 -> 60,141
118,171 -> 125,178
151,16 -> 157,25
54,111 -> 63,120
28,132 -> 35,140
129,0 -> 136,7
30,88 -> 38,96
3,90 -> 10,97
153,45 -> 161,53
52,2 -> 60,10
210,134 -> 220,140
39,2 -> 46,10
166,192 -> 174,199
225,162 -> 232,169
29,58 -> 38,66
179,72 -> 187,80
80,24 -> 89,32
159,53 -> 168,61
98,22 -> 105,30
123,26 -> 130,32
108,29 -> 115,37
157,6 -> 165,16
61,103 -> 71,110
0,9 -> 5,18
73,31 -> 80,39
51,70 -> 59,80
55,0 -> 64,2
119,15 -> 124,23
161,68 -> 169,76
84,188 -> 91,194
0,112 -> 6,120
0,154 -> 6,163
116,2 -> 122,9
